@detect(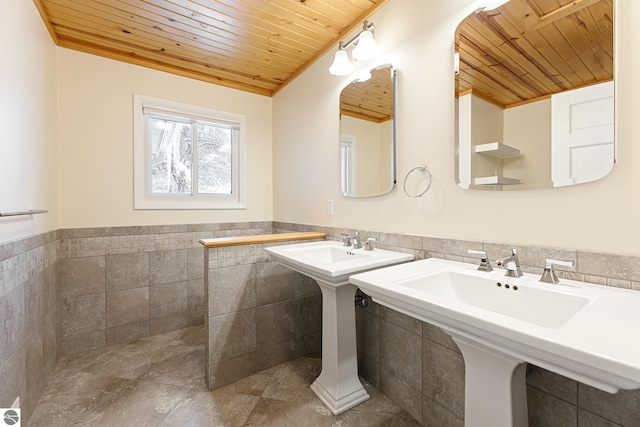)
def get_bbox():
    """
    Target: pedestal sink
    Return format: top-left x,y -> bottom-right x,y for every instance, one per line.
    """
350,258 -> 640,427
265,240 -> 414,415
